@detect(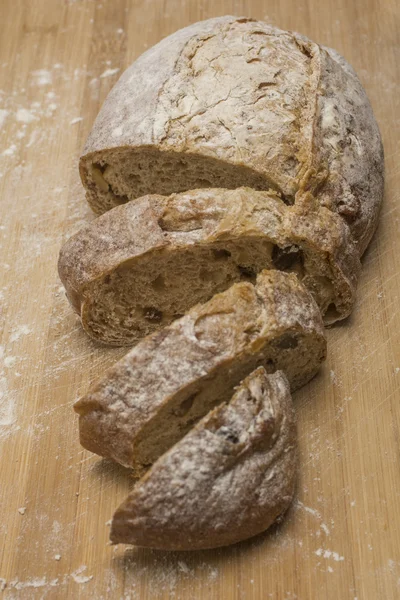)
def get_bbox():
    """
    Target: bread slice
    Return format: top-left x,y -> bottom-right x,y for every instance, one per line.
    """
74,269 -> 325,472
110,367 -> 297,550
58,187 -> 360,346
80,16 -> 383,256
